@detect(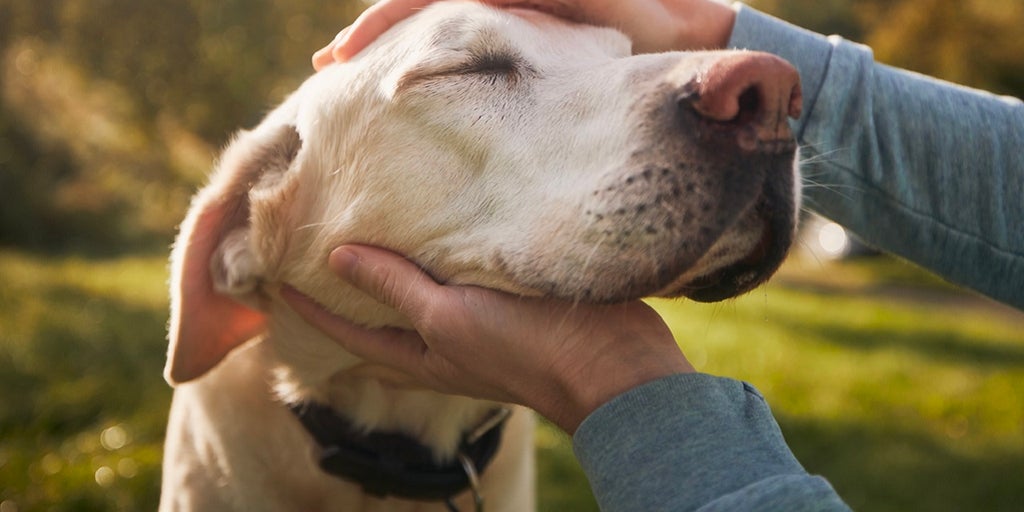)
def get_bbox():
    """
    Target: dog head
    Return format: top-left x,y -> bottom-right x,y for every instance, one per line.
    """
166,2 -> 802,388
